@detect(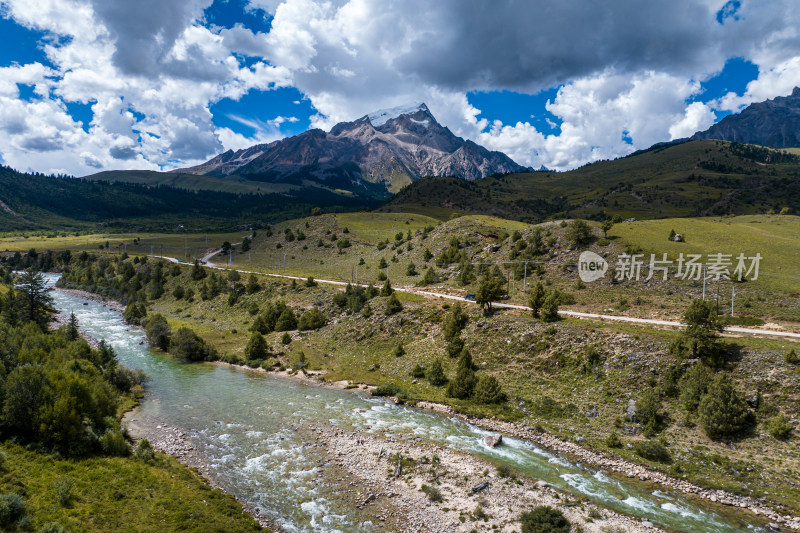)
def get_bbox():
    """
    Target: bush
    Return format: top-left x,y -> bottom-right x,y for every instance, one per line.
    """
172,285 -> 185,299
566,219 -> 594,248
418,266 -> 438,286
275,308 -> 298,331
100,429 -> 131,456
410,364 -> 426,378
698,375 -> 754,440
134,439 -> 155,462
520,505 -> 570,533
372,383 -> 403,397
679,363 -> 714,412
420,484 -> 443,502
292,351 -> 307,371
298,308 -> 326,330
145,314 -> 172,351
473,375 -> 507,404
445,335 -> 465,358
765,414 -> 793,440
785,349 -> 799,365
379,279 -> 393,296
246,274 -> 261,294
442,303 -> 468,342
605,432 -> 622,448
427,359 -> 448,386
634,440 -> 672,463
0,493 -> 27,528
305,277 -> 317,287
635,390 -> 663,434
281,332 -> 292,345
169,327 -> 212,361
384,293 -> 403,315
38,523 -> 66,533
53,478 -> 74,506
